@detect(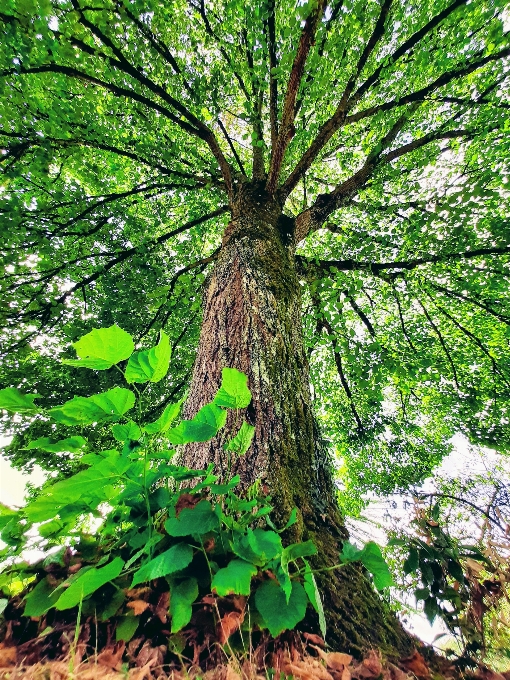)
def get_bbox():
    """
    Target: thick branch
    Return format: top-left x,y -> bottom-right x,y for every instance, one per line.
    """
266,0 -> 326,194
296,244 -> 510,276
